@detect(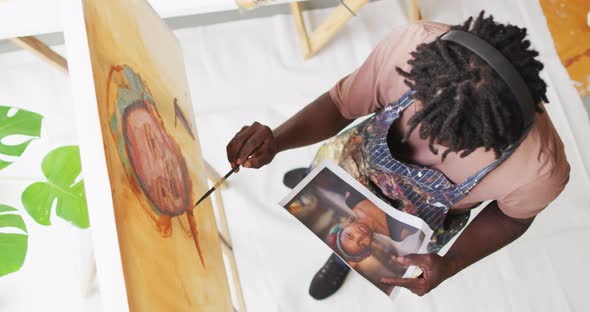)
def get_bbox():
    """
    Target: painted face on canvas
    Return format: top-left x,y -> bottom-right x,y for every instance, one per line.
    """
339,221 -> 373,256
